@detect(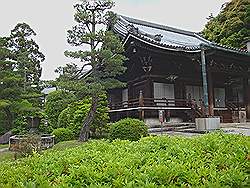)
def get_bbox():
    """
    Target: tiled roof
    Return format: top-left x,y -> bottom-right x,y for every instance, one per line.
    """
113,15 -> 249,55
